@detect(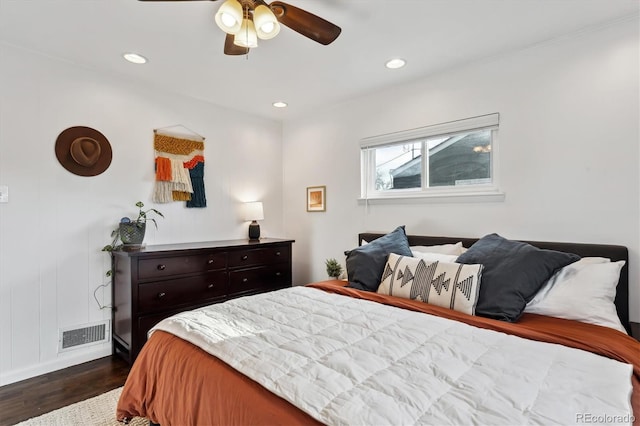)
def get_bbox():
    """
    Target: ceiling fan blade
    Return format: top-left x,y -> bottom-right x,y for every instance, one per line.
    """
269,1 -> 341,45
224,34 -> 250,55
